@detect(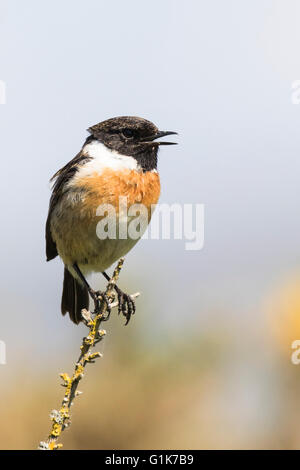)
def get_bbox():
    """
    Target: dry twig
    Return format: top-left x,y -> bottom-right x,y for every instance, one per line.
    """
38,258 -> 139,450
